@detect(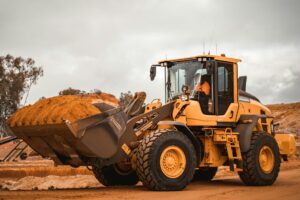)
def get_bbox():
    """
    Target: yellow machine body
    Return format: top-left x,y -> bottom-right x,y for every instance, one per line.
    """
148,54 -> 294,169
8,53 -> 295,191
275,133 -> 296,157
